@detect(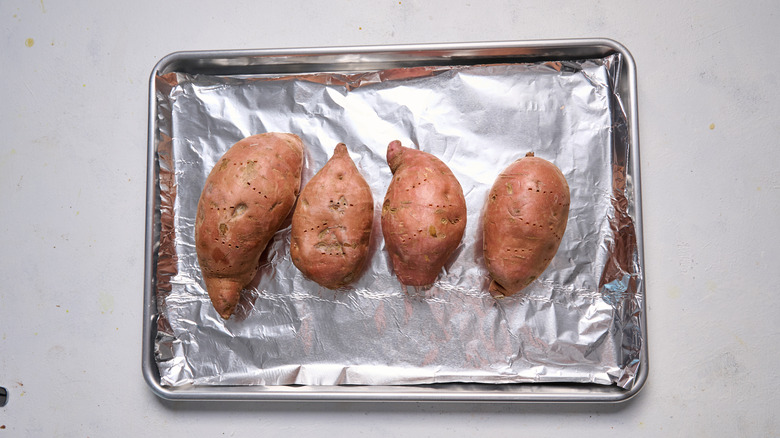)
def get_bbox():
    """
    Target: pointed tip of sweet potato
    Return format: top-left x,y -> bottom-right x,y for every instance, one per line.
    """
203,276 -> 242,319
488,274 -> 535,298
386,140 -> 405,173
333,142 -> 348,157
488,280 -> 509,298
